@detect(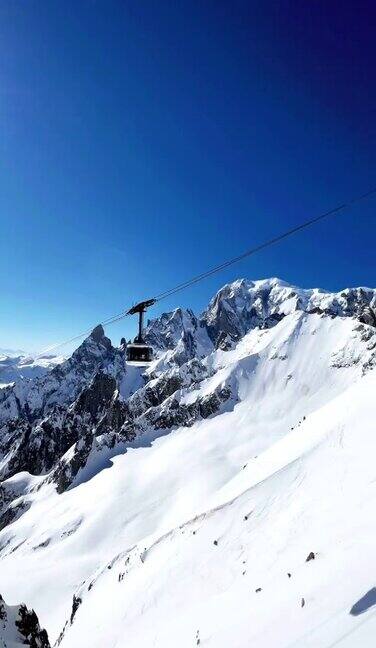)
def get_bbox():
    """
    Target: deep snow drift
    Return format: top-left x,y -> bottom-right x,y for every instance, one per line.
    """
0,278 -> 375,647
